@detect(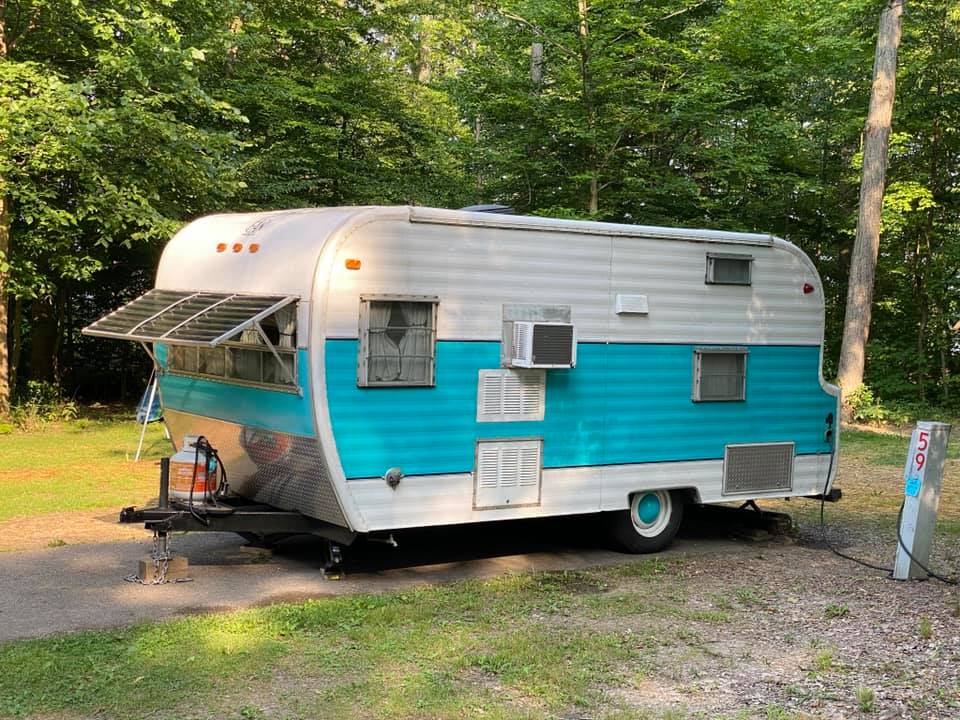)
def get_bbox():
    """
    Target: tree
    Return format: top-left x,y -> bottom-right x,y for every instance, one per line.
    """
837,0 -> 904,407
0,0 -> 244,391
1,0 -> 11,416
